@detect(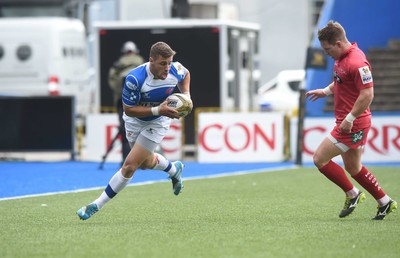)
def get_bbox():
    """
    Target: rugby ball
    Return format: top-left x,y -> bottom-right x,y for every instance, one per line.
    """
167,93 -> 193,117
